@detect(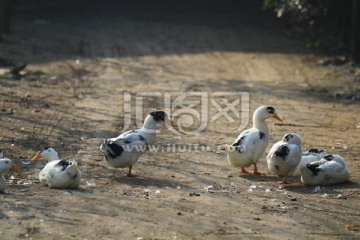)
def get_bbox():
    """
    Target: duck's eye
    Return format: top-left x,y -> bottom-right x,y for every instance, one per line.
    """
48,150 -> 51,152
266,107 -> 275,114
284,134 -> 293,141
